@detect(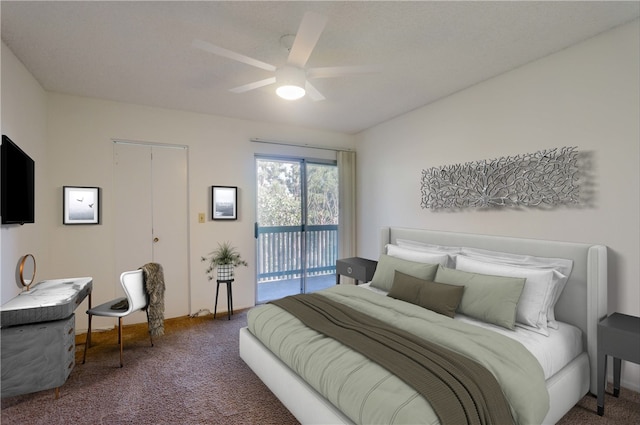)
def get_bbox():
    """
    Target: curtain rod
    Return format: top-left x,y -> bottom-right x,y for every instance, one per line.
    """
113,139 -> 187,149
250,138 -> 353,152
